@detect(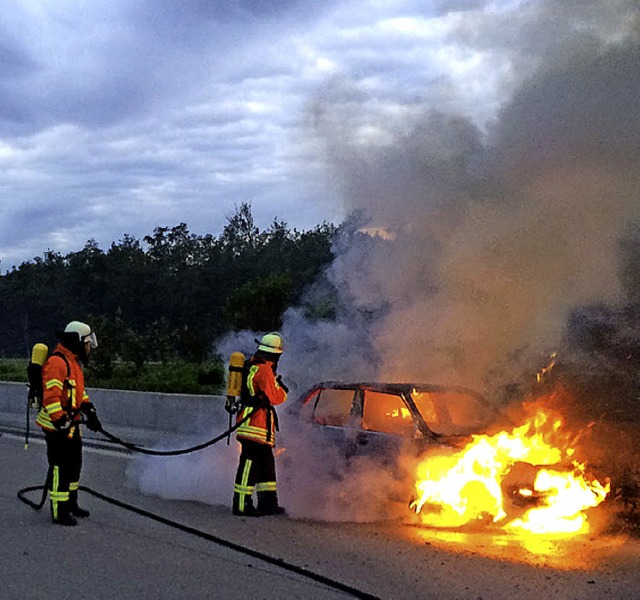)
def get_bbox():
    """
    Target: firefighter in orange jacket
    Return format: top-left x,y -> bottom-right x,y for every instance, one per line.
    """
232,332 -> 288,516
36,321 -> 102,526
